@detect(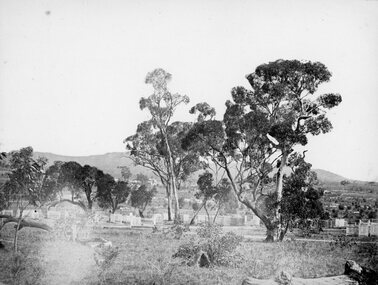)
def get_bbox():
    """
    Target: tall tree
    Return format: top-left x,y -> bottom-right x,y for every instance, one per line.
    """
126,120 -> 202,221
126,69 -> 190,222
183,60 -> 341,241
